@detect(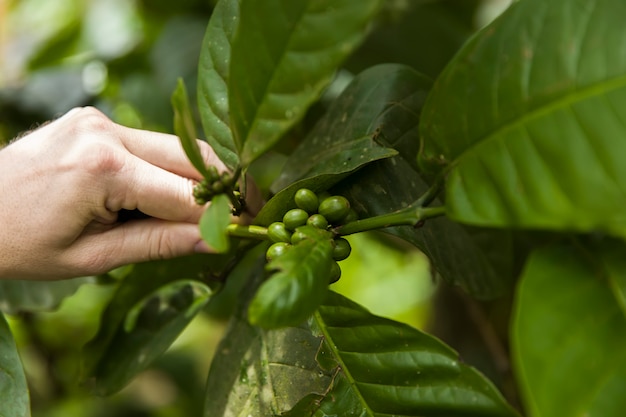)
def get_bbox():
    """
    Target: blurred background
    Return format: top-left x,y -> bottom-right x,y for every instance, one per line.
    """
0,0 -> 513,415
